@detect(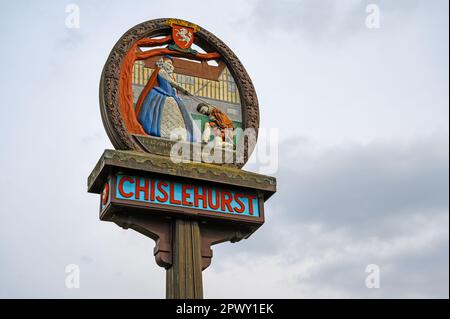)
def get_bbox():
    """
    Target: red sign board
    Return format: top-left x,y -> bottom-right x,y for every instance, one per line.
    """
100,173 -> 264,225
